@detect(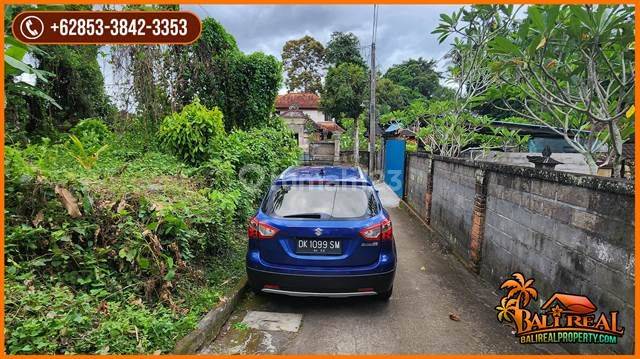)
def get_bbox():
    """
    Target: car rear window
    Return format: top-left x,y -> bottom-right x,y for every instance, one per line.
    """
262,185 -> 378,219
